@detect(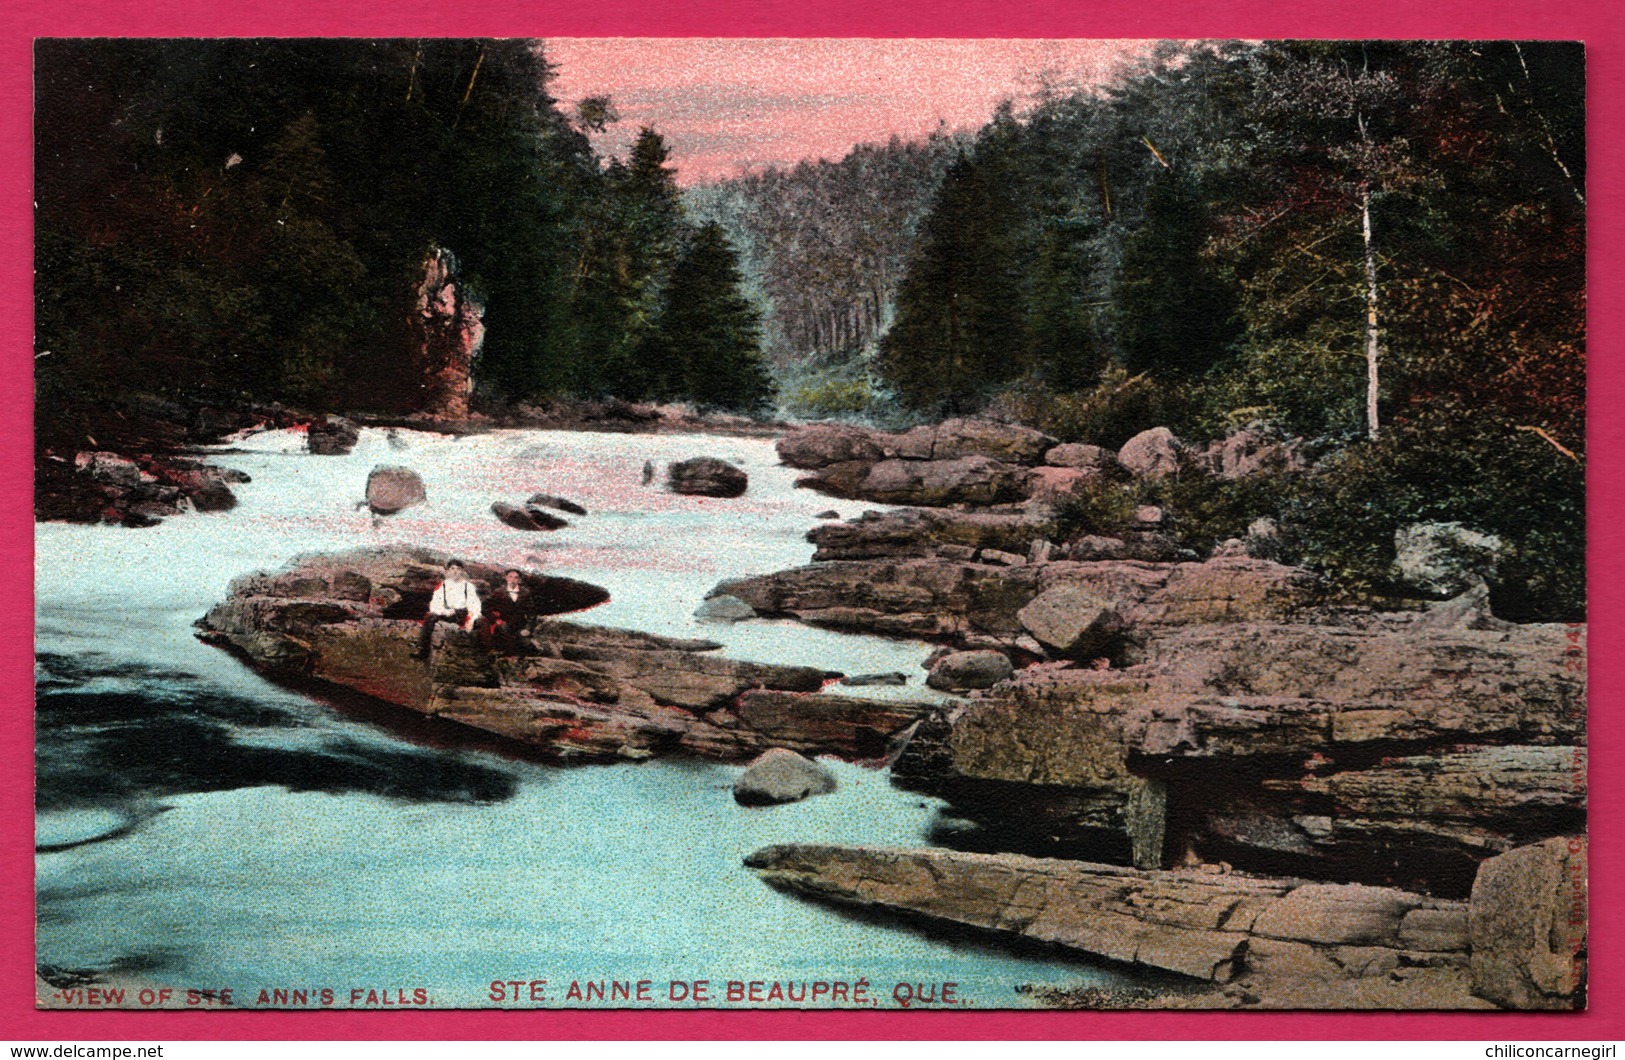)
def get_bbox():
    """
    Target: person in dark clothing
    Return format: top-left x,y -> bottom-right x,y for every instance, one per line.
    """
411,559 -> 483,660
482,568 -> 537,655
